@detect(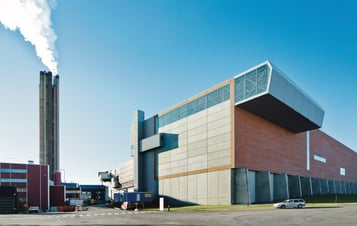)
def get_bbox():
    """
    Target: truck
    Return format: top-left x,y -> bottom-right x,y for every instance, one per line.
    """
0,186 -> 19,214
113,192 -> 154,210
